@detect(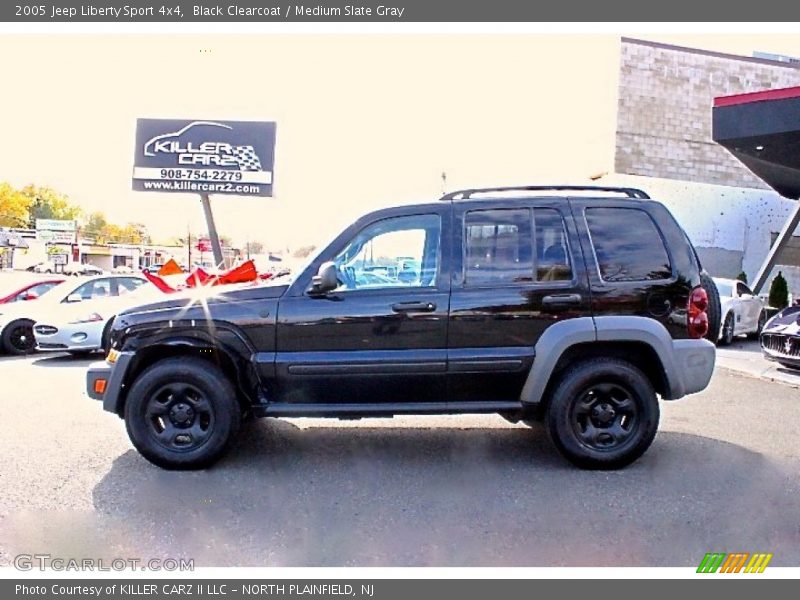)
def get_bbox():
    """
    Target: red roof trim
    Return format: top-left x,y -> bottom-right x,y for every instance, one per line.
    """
714,86 -> 800,107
